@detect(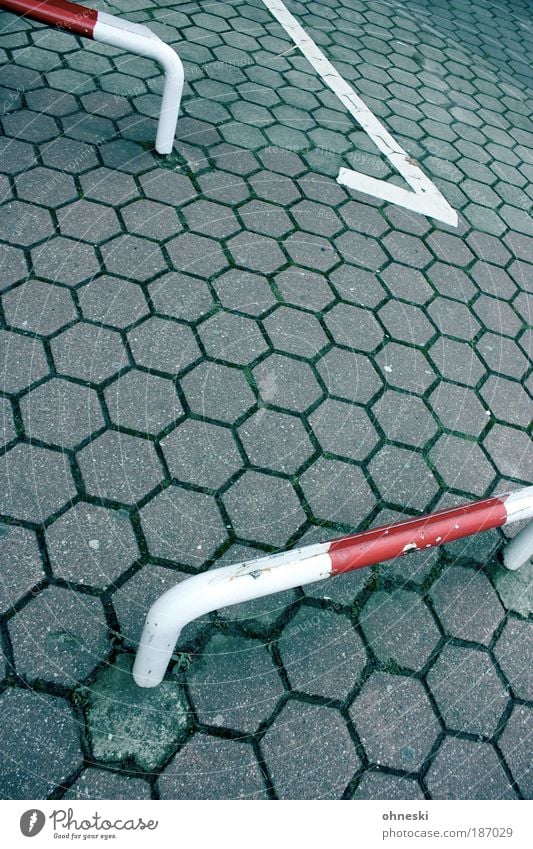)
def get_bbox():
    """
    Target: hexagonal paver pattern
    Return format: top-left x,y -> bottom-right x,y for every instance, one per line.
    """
128,316 -> 200,376
238,409 -> 314,474
51,322 -> 127,384
162,419 -> 241,489
181,361 -> 256,424
0,523 -> 45,614
65,769 -> 151,800
46,502 -> 139,588
253,353 -> 323,414
8,585 -> 109,685
494,619 -> 533,701
278,606 -> 367,700
369,444 -> 438,511
2,279 -> 77,336
198,310 -> 268,365
223,471 -> 305,546
429,567 -> 504,645
426,737 -> 515,800
262,699 -> 359,799
350,672 -> 440,771
309,398 -> 378,461
77,431 -> 163,505
188,633 -> 284,733
372,391 -> 437,448
0,443 -> 76,523
104,370 -> 183,436
361,589 -> 440,670
78,276 -> 149,328
300,456 -> 374,527
101,234 -> 167,282
20,377 -> 104,448
498,705 -> 532,798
